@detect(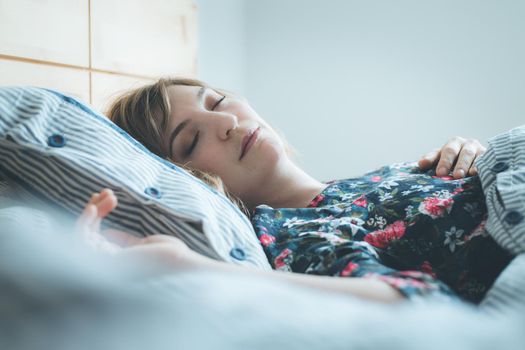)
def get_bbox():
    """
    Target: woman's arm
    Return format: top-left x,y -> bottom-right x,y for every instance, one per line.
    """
110,232 -> 404,303
198,253 -> 404,303
77,189 -> 404,303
